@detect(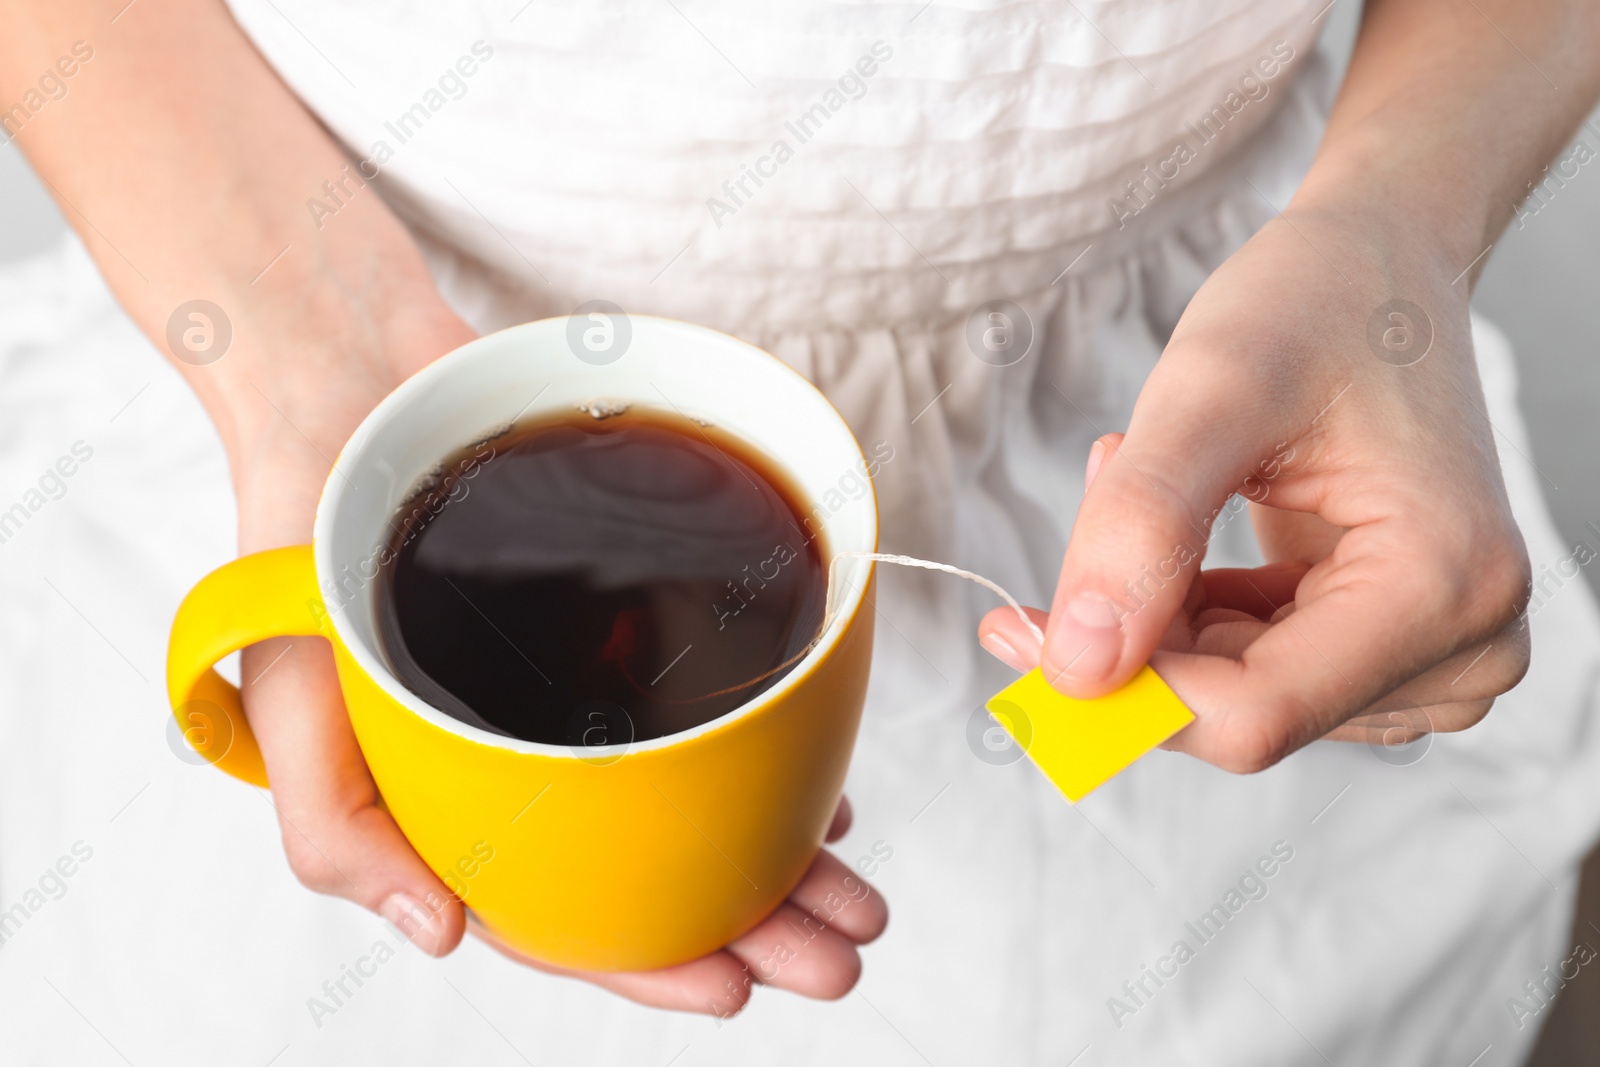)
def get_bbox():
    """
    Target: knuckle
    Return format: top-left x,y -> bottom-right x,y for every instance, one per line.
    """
1446,526 -> 1531,635
1498,635 -> 1533,692
281,830 -> 343,895
1431,697 -> 1496,733
1089,459 -> 1199,531
818,962 -> 863,1001
1213,708 -> 1299,775
1462,630 -> 1531,699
